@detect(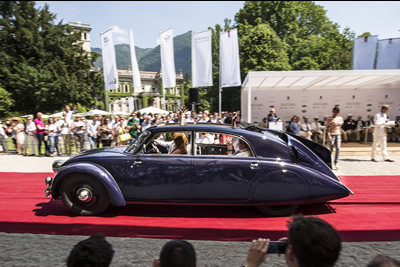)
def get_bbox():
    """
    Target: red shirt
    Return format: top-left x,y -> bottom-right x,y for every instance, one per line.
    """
34,118 -> 45,134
